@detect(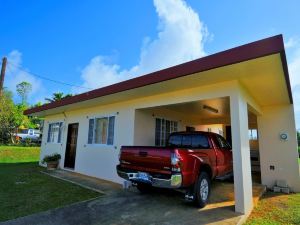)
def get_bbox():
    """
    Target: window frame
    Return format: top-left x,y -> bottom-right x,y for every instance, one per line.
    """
87,115 -> 116,146
47,121 -> 64,144
155,118 -> 178,147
